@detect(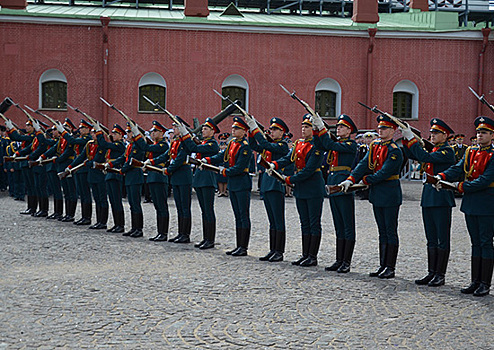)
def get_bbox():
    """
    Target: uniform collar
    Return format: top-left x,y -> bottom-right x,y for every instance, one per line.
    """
380,139 -> 392,146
